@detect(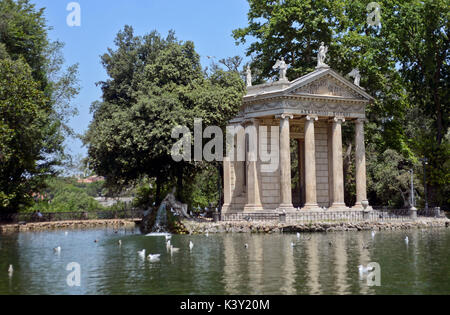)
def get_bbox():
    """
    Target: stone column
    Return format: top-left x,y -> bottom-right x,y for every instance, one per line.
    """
279,114 -> 294,210
222,157 -> 232,213
244,120 -> 263,212
353,118 -> 370,210
303,115 -> 320,210
298,139 -> 305,208
330,117 -> 347,210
